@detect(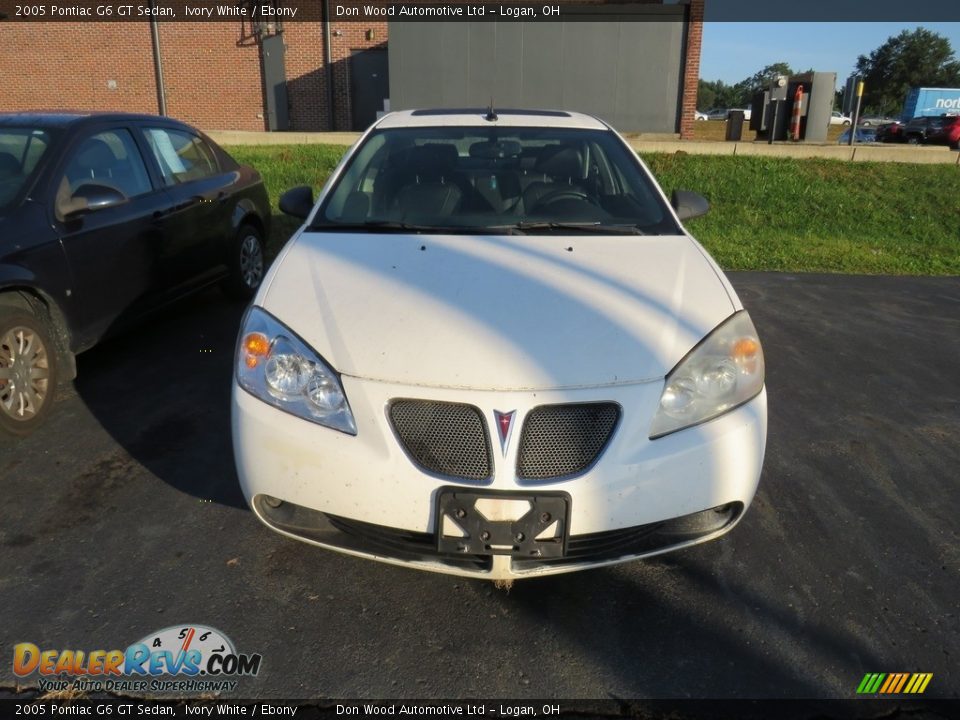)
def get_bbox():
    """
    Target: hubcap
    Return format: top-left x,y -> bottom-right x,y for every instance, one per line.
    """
239,235 -> 264,289
0,326 -> 51,422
